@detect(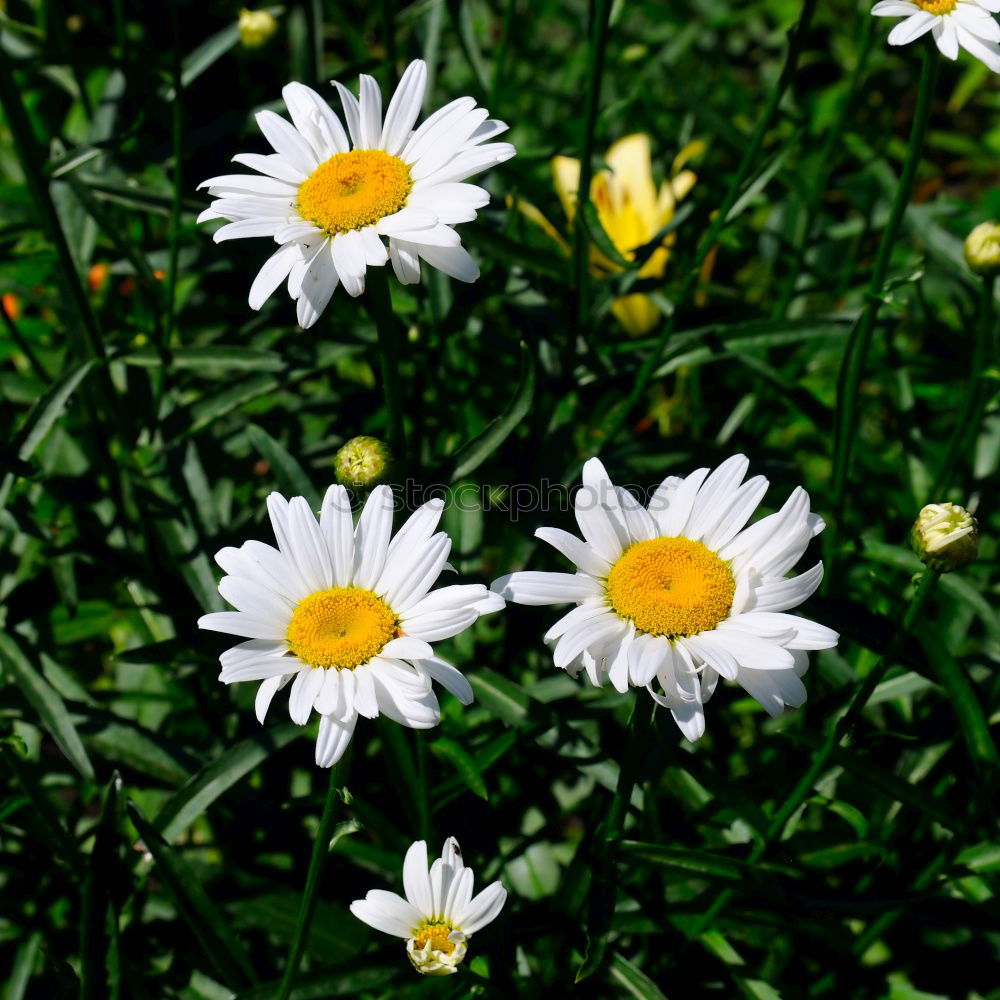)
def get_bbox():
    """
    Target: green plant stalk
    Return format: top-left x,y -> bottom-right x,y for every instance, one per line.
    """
774,14 -> 875,318
567,0 -> 613,369
276,761 -> 348,1000
382,0 -> 397,76
489,0 -> 518,110
831,45 -> 939,508
576,695 -> 654,981
930,274 -> 996,498
365,268 -> 408,460
592,0 -> 817,449
166,4 -> 184,346
691,567 -> 941,937
0,54 -> 106,368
